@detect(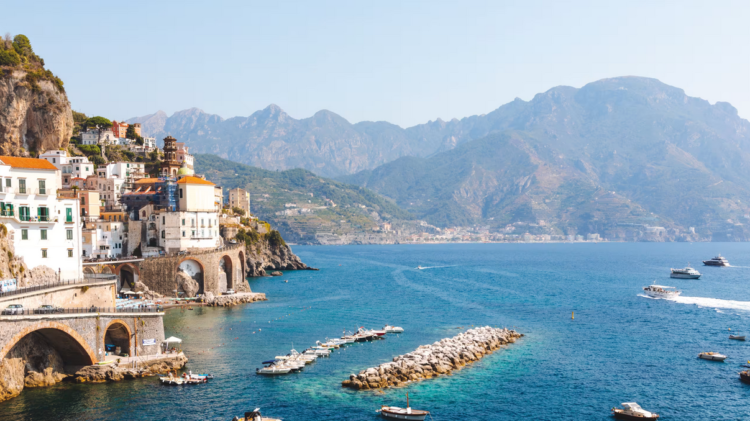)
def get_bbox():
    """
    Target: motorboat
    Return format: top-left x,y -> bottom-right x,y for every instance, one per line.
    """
611,402 -> 659,420
416,266 -> 425,270
340,334 -> 357,343
698,352 -> 727,362
729,335 -> 746,341
670,265 -> 701,279
703,255 -> 730,267
740,371 -> 750,385
384,325 -> 404,333
642,284 -> 681,299
303,347 -> 330,356
234,408 -> 282,421
256,363 -> 293,375
378,394 -> 430,420
159,372 -> 207,385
